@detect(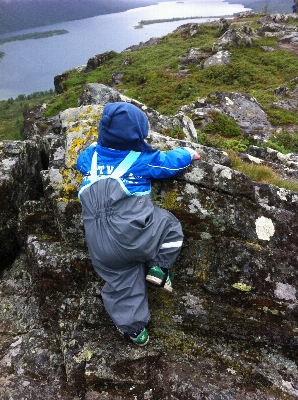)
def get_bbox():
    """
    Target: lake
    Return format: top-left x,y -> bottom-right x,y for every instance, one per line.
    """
0,0 -> 249,100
